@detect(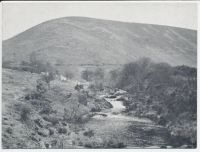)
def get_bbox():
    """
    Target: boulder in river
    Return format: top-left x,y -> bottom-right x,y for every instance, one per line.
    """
107,95 -> 117,99
116,96 -> 128,102
114,90 -> 127,96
